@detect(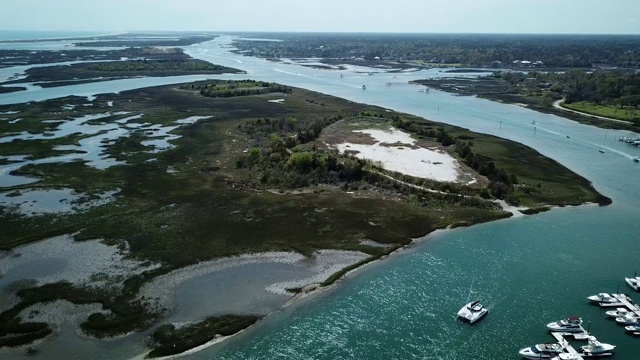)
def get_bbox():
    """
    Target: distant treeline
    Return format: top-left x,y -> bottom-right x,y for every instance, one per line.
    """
233,33 -> 640,68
